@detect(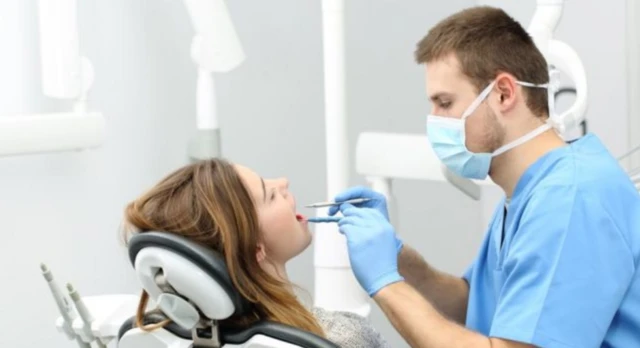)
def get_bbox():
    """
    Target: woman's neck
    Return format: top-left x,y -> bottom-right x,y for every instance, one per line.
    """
261,260 -> 314,309
262,260 -> 290,282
